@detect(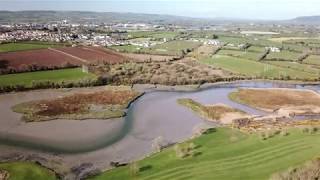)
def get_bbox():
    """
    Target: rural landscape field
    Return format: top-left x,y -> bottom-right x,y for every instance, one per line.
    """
1,0 -> 320,180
